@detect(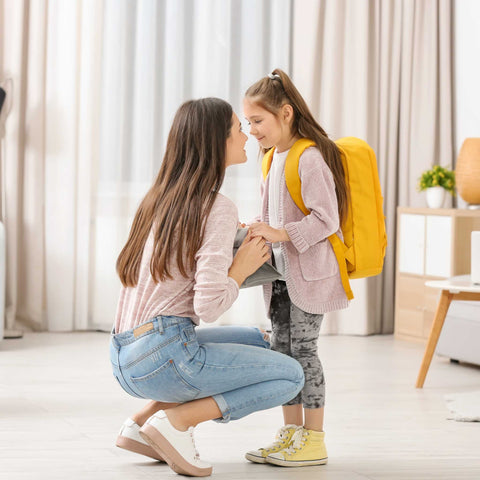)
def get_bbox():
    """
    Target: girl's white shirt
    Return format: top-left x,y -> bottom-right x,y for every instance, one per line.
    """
268,148 -> 290,279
